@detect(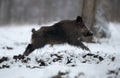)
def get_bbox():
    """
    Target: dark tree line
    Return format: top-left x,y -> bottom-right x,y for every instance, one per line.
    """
0,0 -> 120,25
0,0 -> 82,24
